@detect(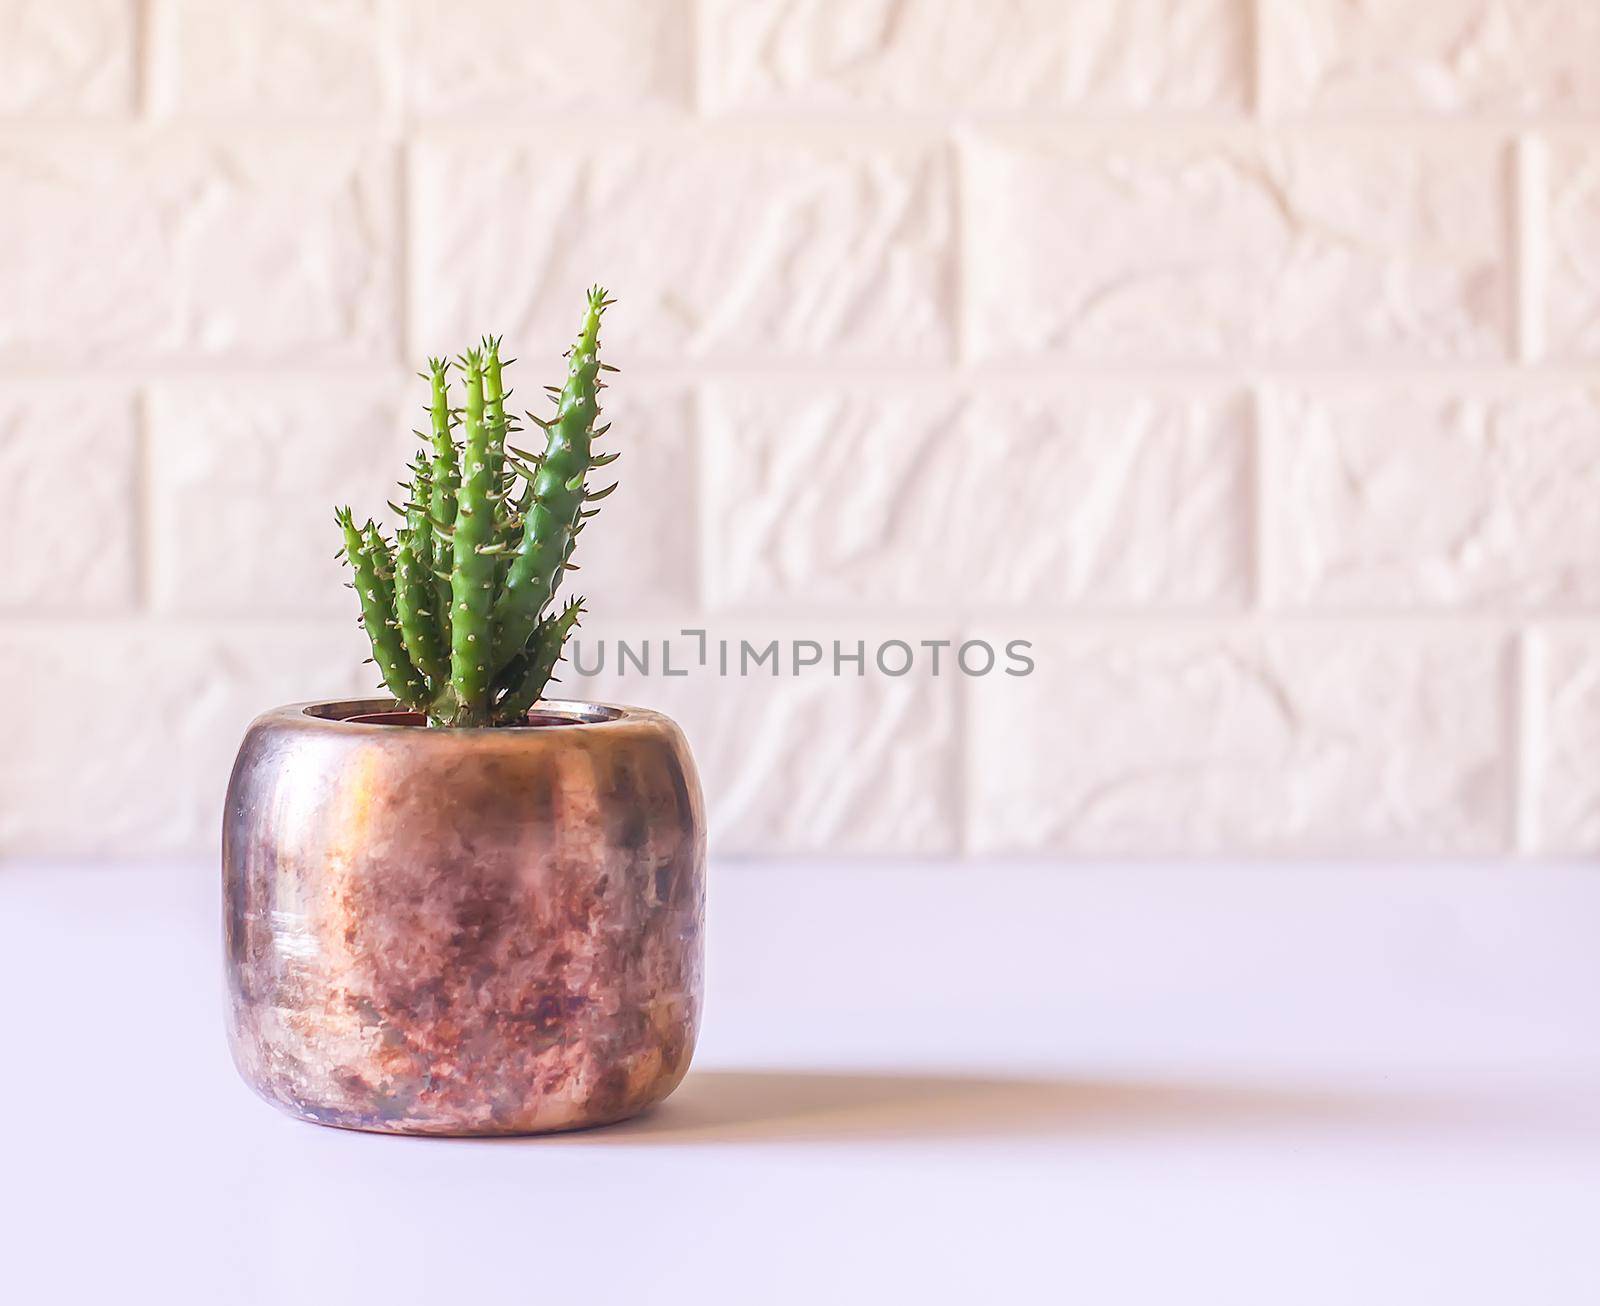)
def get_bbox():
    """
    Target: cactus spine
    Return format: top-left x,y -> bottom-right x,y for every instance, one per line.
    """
337,288 -> 616,727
